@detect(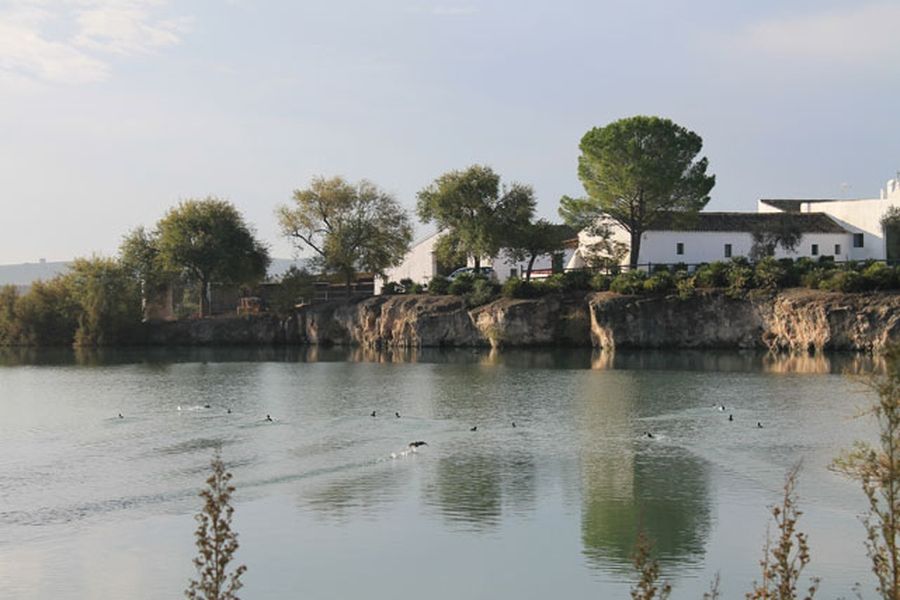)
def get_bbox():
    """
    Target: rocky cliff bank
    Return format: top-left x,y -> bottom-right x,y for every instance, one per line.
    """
142,289 -> 900,353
